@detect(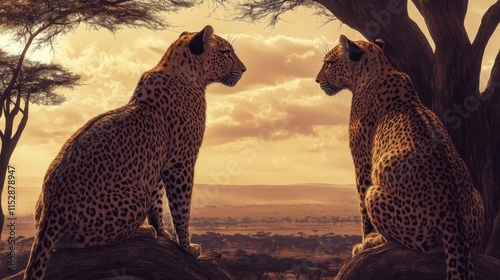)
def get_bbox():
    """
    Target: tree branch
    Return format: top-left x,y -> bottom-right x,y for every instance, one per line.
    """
335,243 -> 500,280
472,1 -> 500,68
235,0 -> 320,26
485,209 -> 500,258
481,49 -> 500,167
410,0 -> 474,120
5,237 -> 231,280
410,0 -> 470,55
9,84 -> 22,117
485,49 -> 500,93
11,93 -> 29,147
481,49 -> 500,136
